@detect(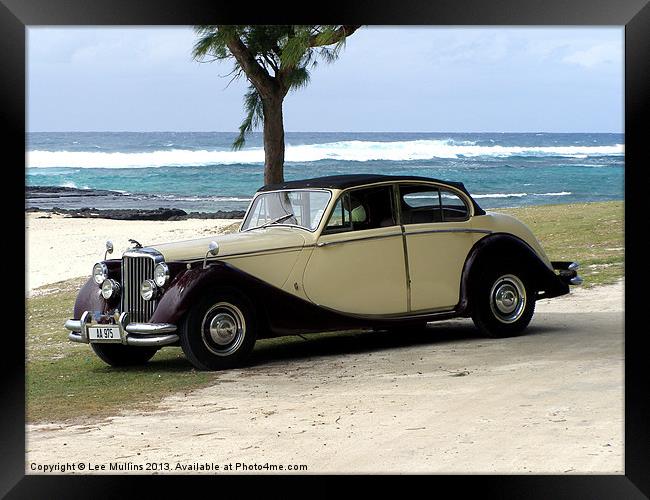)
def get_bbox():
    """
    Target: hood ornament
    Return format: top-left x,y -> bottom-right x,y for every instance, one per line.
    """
128,239 -> 143,249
